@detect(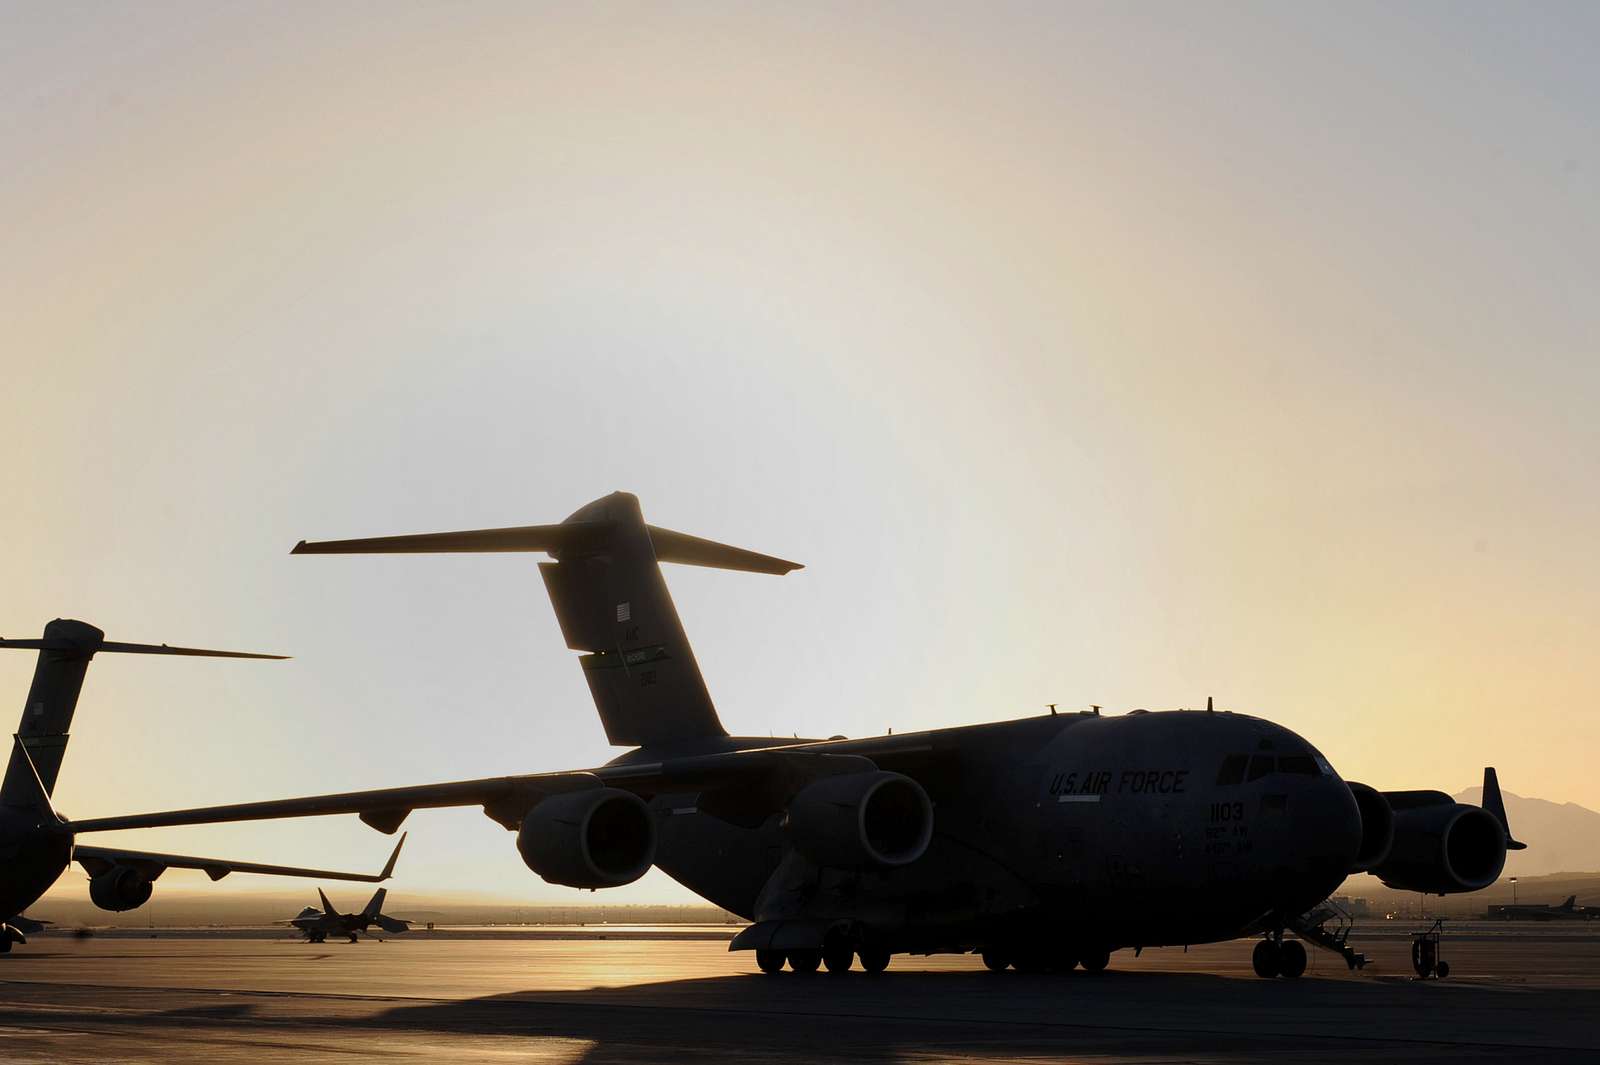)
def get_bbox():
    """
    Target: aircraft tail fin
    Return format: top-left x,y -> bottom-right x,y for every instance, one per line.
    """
291,492 -> 801,748
5,735 -> 59,822
1480,767 -> 1527,851
1561,895 -> 1576,911
318,888 -> 337,917
362,887 -> 387,919
1,619 -> 102,805
0,620 -> 286,806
